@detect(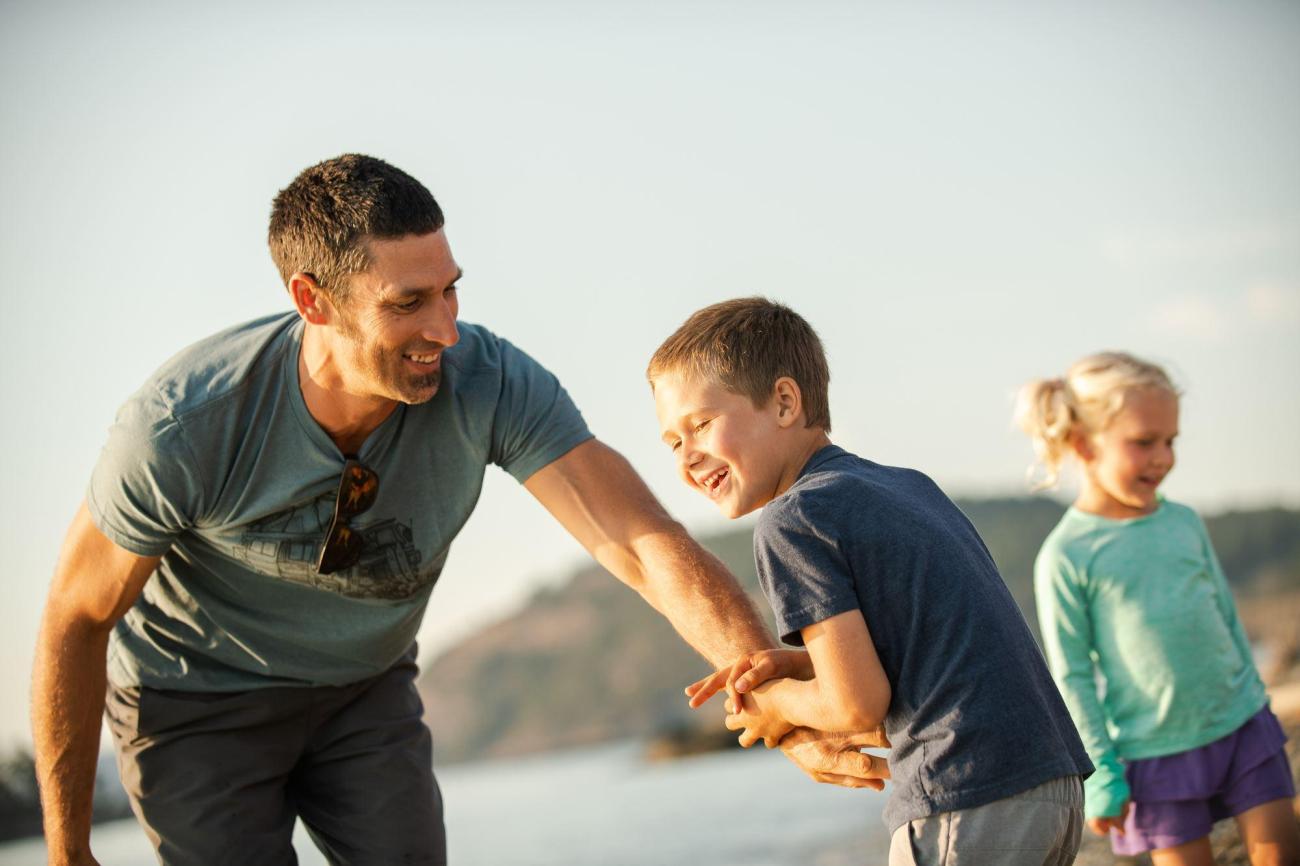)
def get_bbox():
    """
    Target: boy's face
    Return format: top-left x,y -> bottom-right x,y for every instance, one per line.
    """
653,372 -> 788,519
